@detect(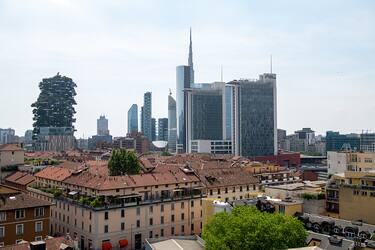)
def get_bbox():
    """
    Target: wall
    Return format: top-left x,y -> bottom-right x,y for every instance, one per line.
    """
0,150 -> 24,167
